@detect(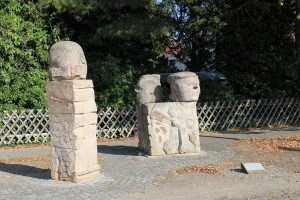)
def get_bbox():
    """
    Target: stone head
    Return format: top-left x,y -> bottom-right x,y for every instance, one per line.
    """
49,41 -> 87,81
136,74 -> 162,104
167,72 -> 200,102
